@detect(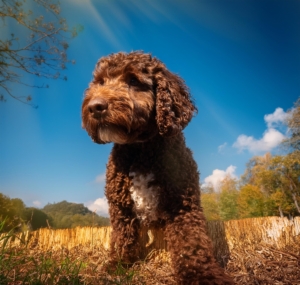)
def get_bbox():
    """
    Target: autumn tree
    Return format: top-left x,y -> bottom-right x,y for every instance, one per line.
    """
201,183 -> 221,221
0,0 -> 81,106
218,176 -> 239,220
238,184 -> 266,218
241,151 -> 300,217
241,152 -> 273,187
270,152 -> 300,215
283,97 -> 300,151
257,153 -> 300,217
241,153 -> 279,214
